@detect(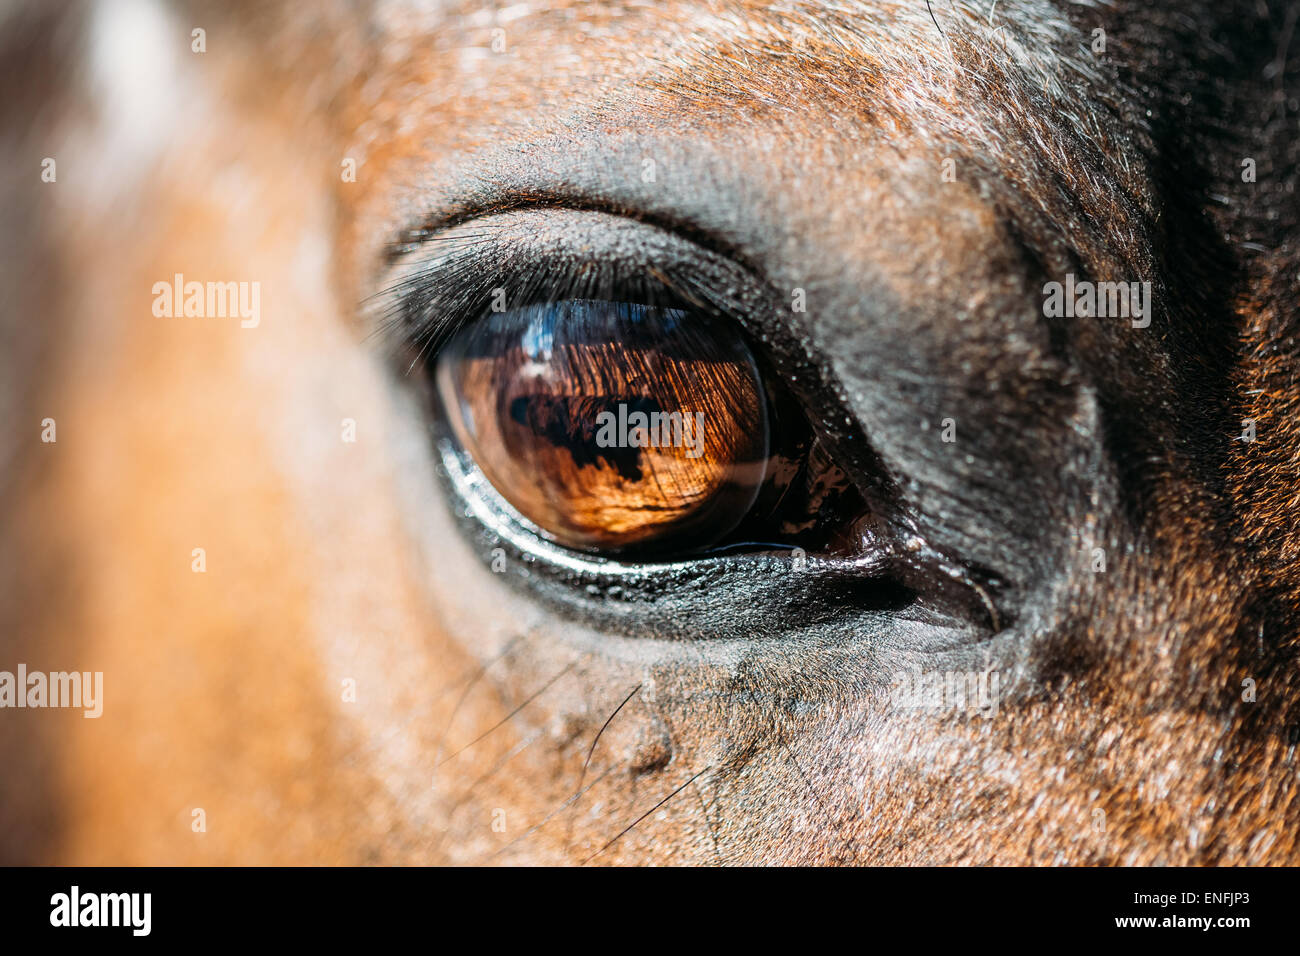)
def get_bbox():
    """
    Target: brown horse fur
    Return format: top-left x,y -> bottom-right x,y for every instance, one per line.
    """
2,0 -> 1299,864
